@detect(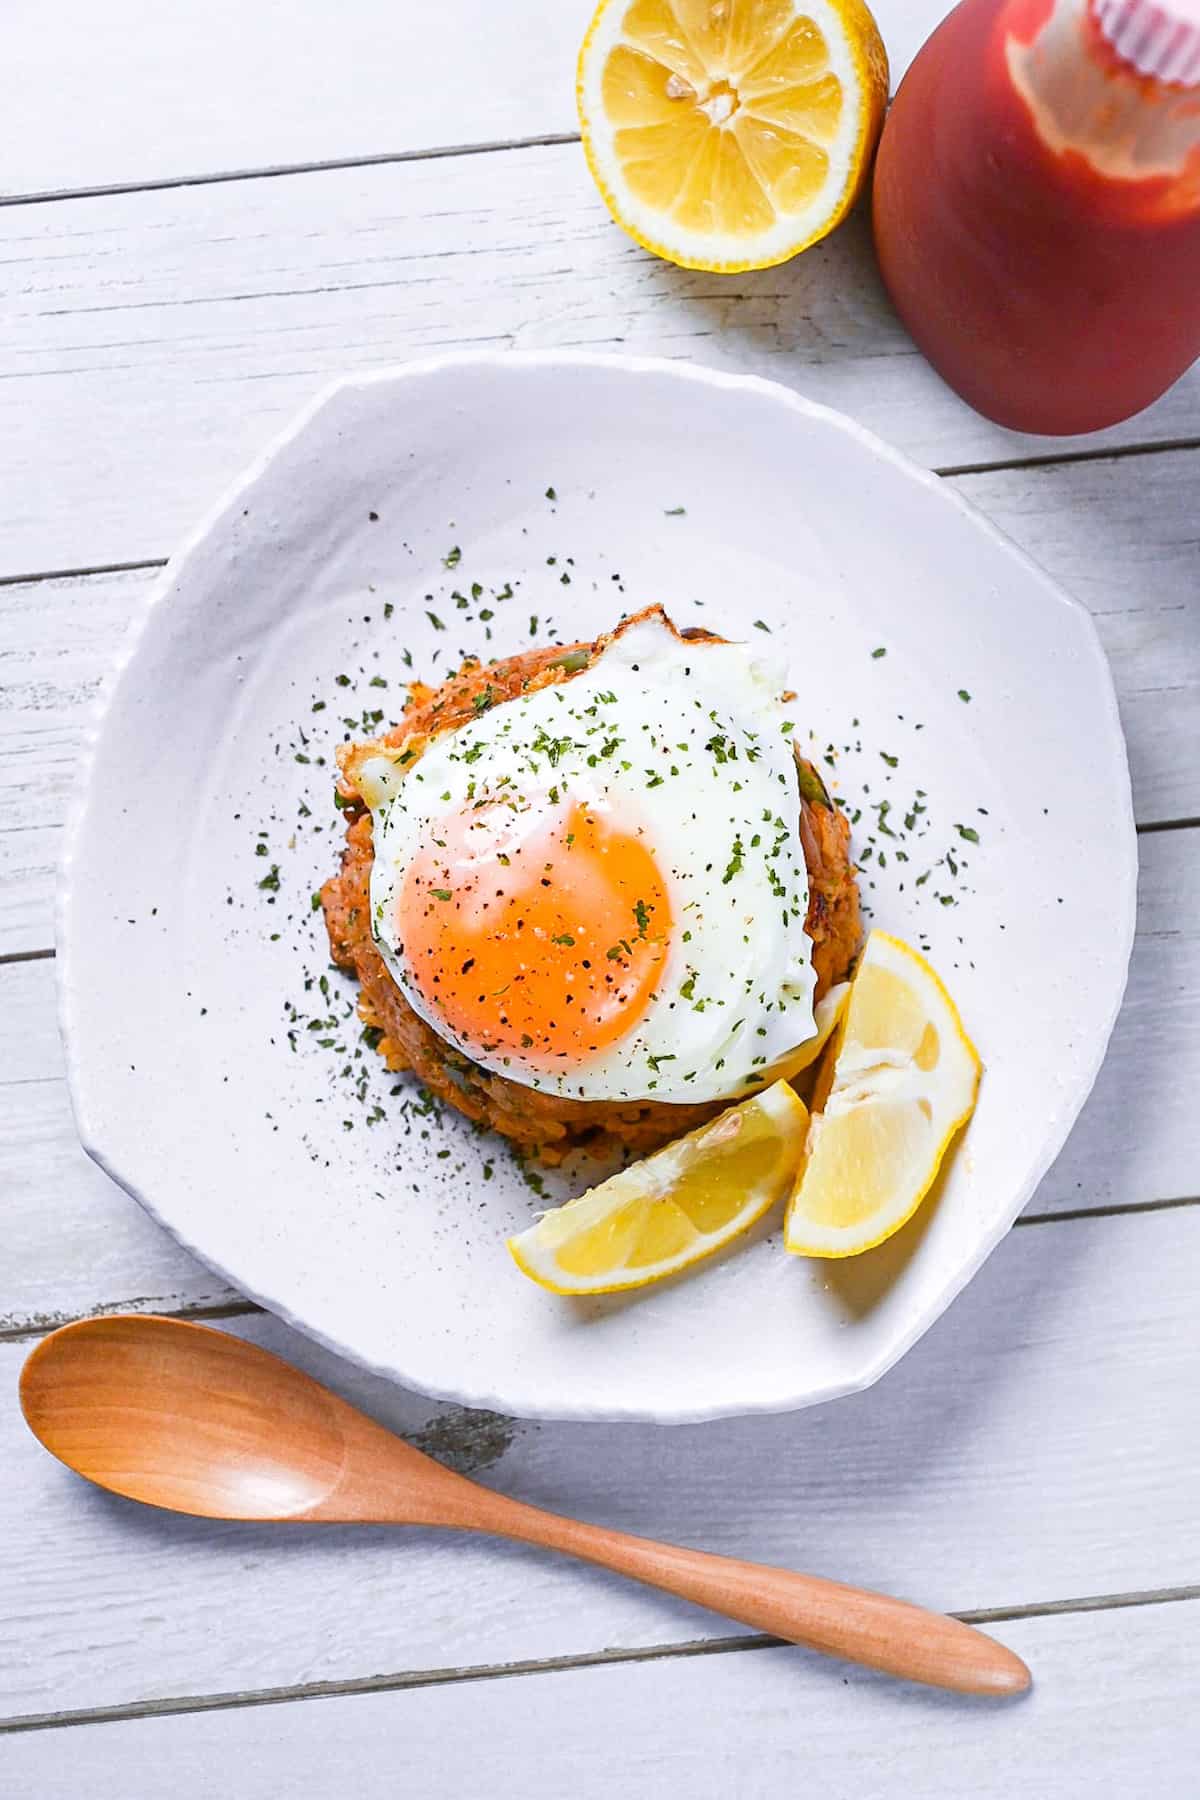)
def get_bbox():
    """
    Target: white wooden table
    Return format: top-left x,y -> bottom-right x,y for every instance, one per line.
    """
4,3 -> 1199,1790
